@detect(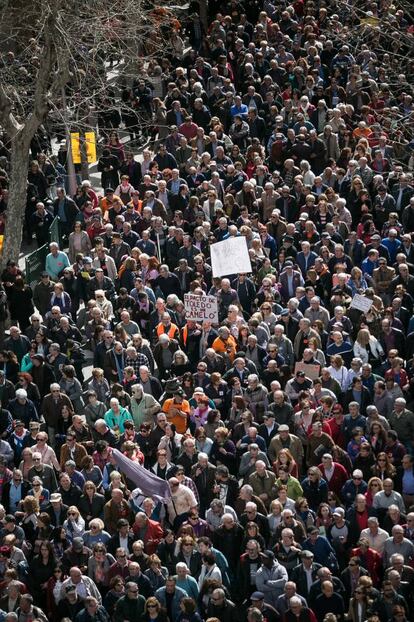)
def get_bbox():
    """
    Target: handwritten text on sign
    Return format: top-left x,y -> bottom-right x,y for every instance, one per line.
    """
210,236 -> 252,277
350,294 -> 373,313
184,294 -> 219,323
